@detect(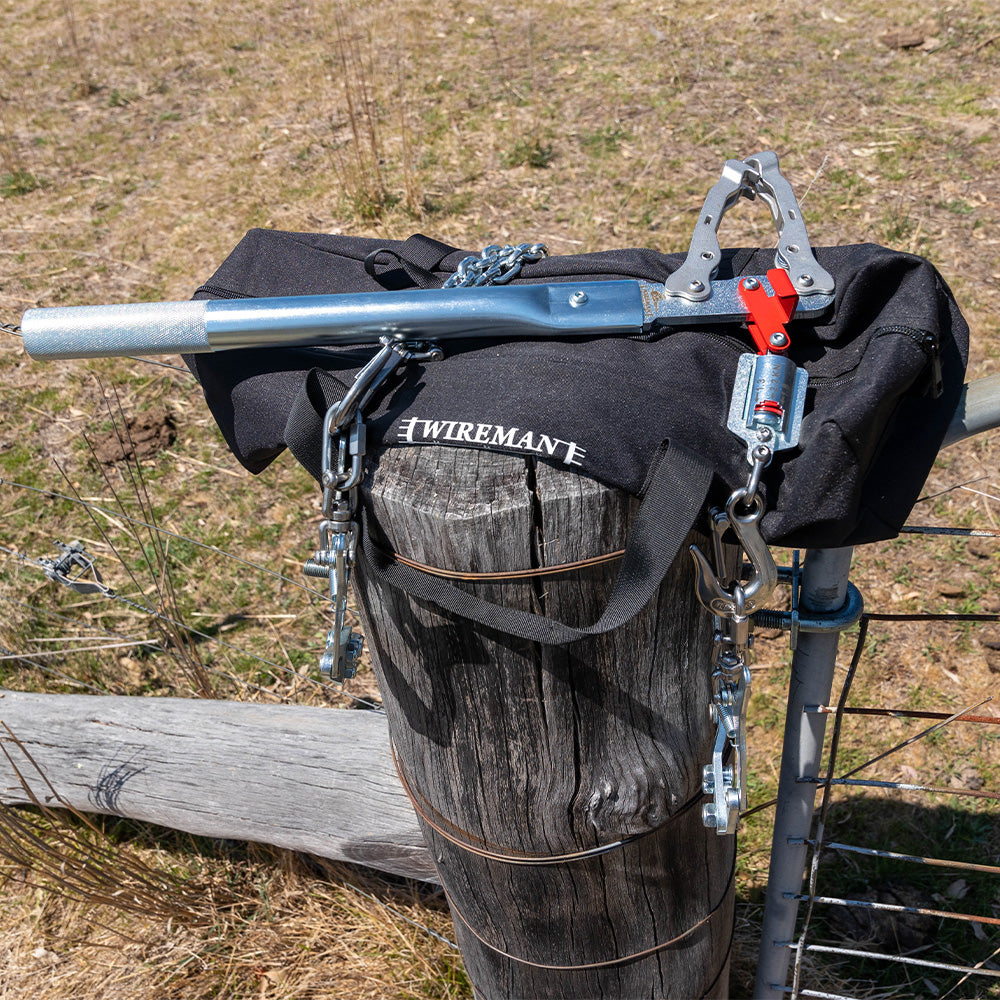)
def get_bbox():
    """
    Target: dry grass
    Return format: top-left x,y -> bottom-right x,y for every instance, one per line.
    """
0,836 -> 465,1000
1,0 -> 999,996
